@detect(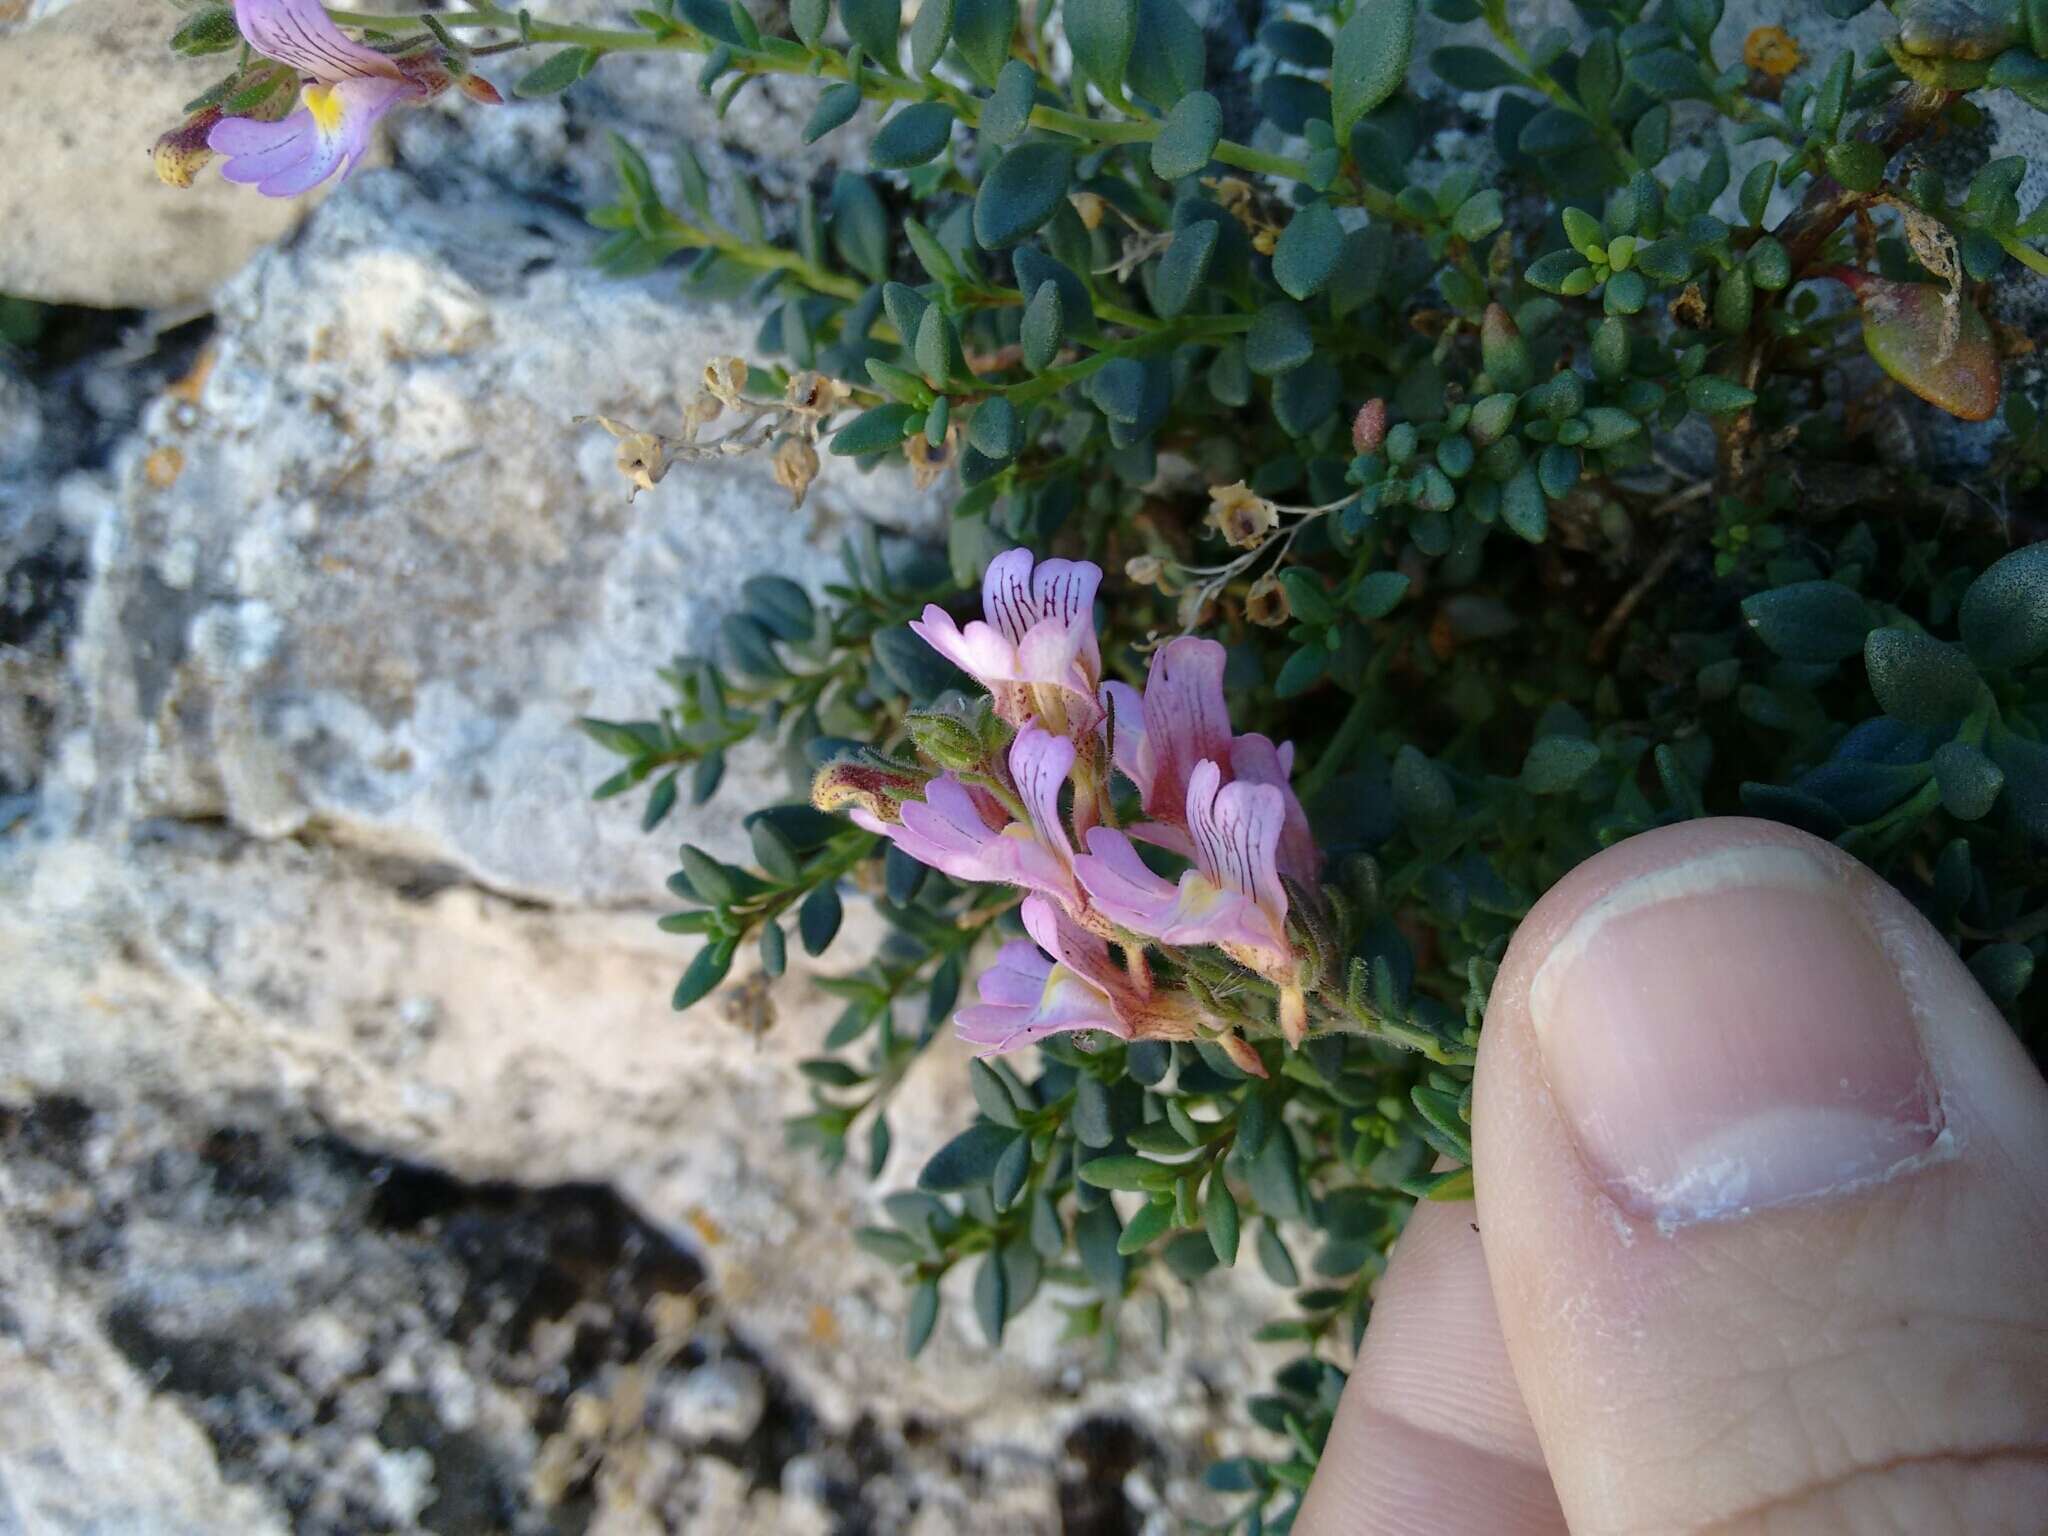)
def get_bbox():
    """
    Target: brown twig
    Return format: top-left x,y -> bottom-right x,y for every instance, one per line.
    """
1587,481 -> 1714,663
